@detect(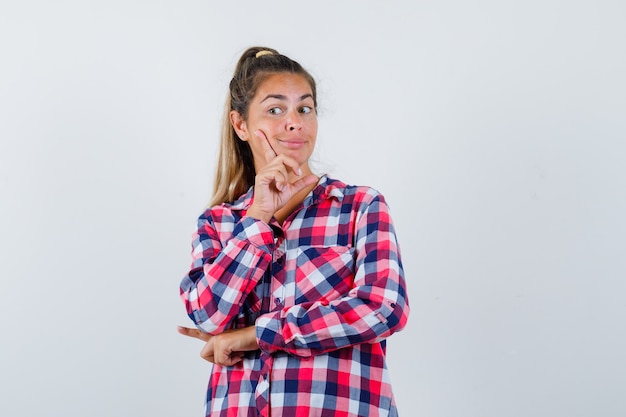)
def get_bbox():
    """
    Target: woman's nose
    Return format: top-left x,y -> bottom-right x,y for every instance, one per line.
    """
286,111 -> 301,131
